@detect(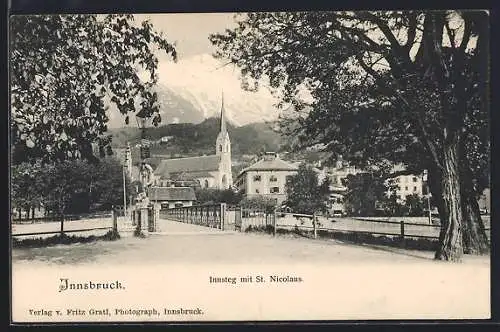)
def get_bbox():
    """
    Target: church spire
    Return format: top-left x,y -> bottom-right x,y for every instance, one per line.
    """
220,90 -> 227,134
